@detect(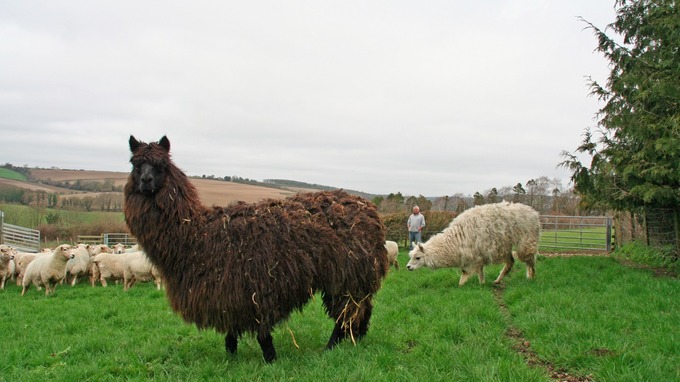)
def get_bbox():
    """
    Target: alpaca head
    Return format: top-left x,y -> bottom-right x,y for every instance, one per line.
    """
406,243 -> 426,271
128,135 -> 171,195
